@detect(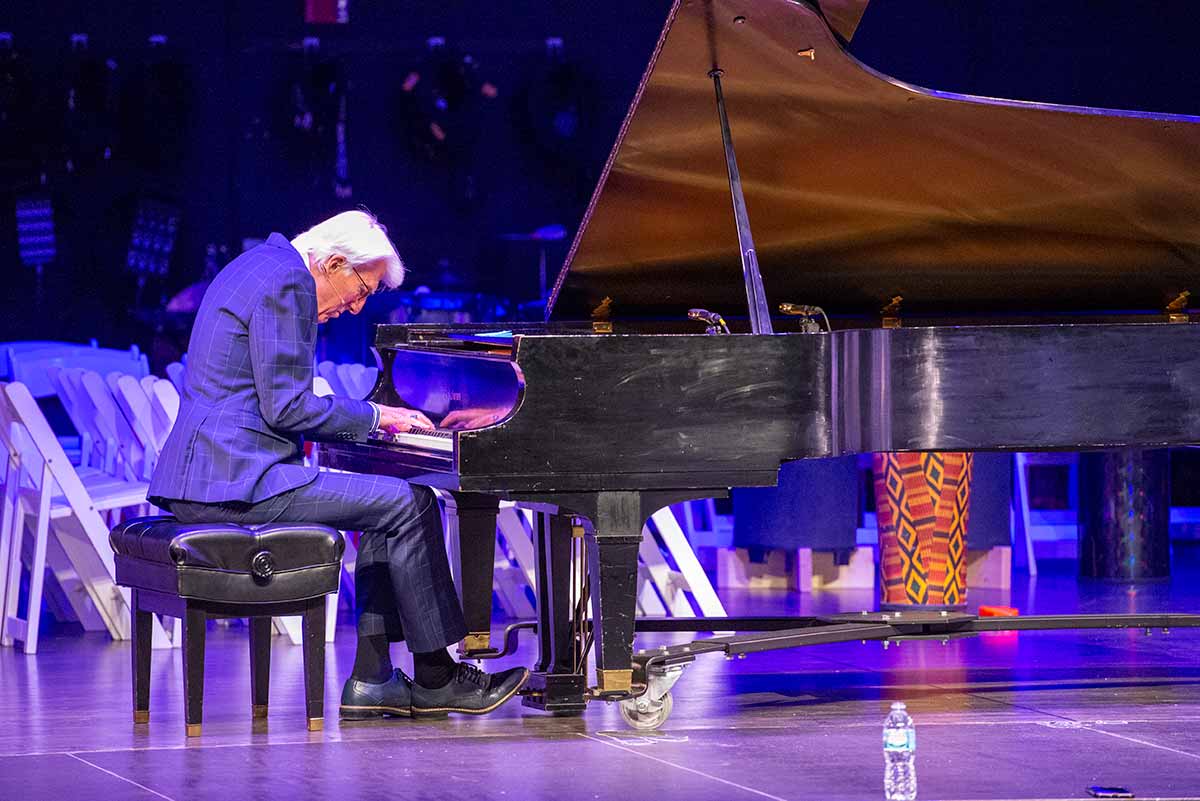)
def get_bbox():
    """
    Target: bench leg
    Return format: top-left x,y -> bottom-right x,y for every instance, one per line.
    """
249,617 -> 272,718
131,590 -> 152,725
183,605 -> 206,737
301,597 -> 326,732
